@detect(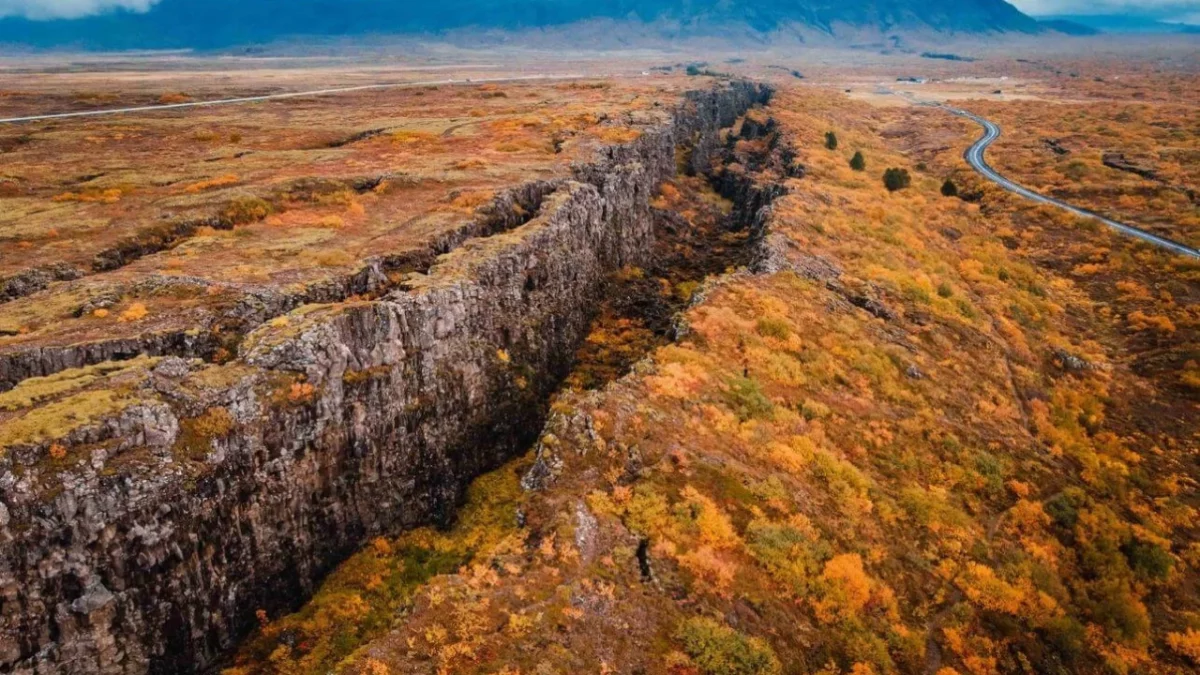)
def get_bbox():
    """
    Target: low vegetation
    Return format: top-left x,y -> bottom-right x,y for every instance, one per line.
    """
946,95 -> 1200,249
223,80 -> 1200,675
5,58 -> 1197,675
